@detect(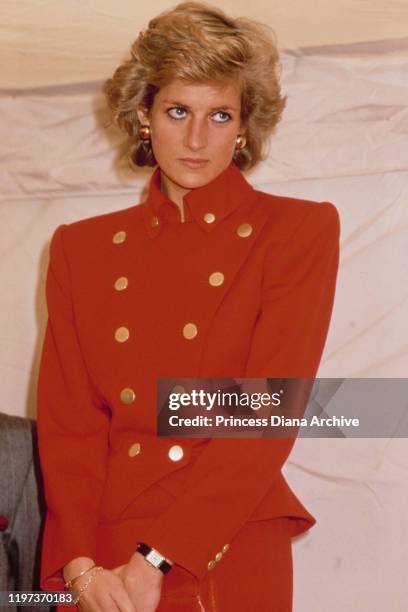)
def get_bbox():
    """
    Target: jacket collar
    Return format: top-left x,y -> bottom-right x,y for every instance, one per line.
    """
141,161 -> 256,238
